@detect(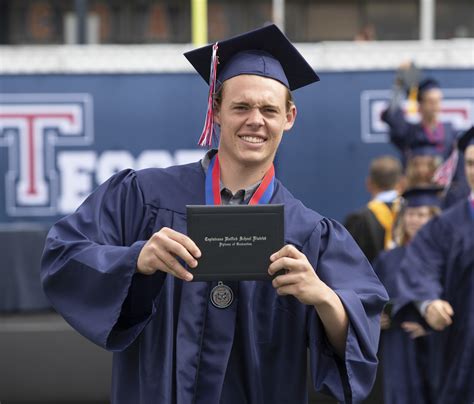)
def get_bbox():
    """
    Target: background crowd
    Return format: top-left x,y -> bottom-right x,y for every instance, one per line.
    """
344,65 -> 473,404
